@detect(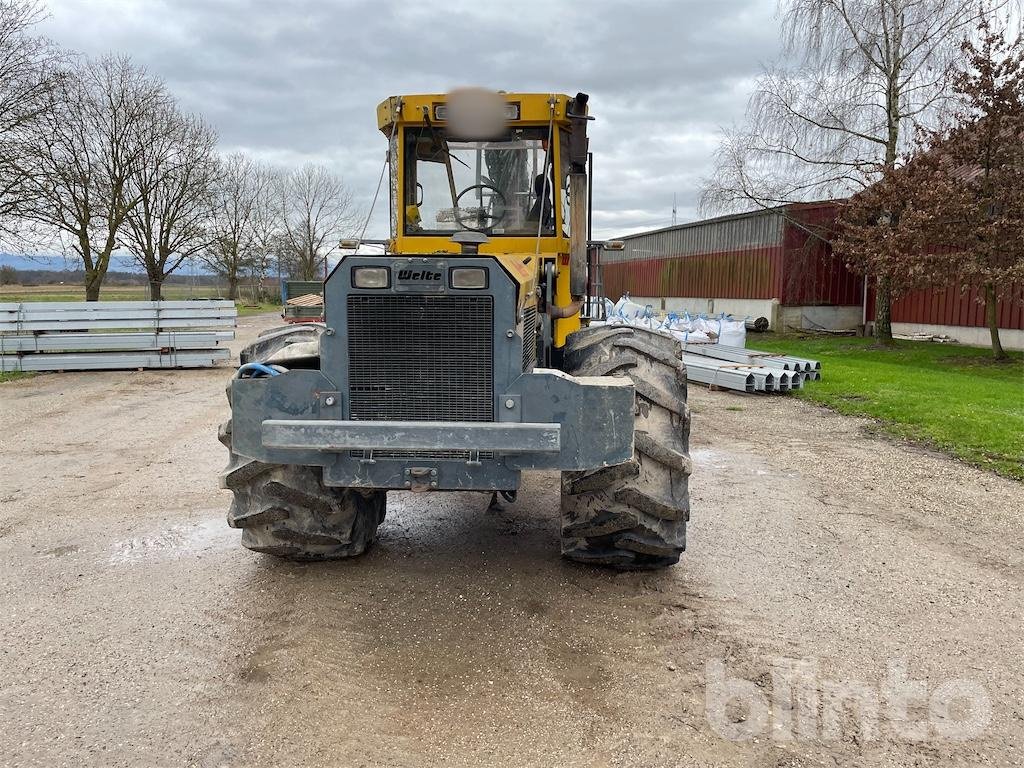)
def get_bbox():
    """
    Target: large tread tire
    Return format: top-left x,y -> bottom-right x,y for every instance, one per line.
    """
560,325 -> 691,570
220,328 -> 386,561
